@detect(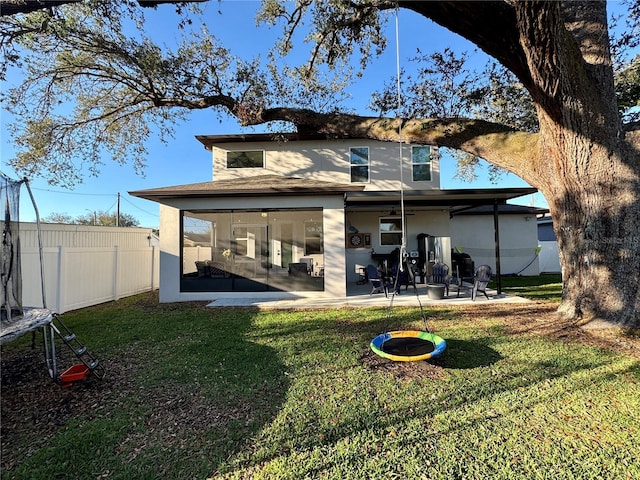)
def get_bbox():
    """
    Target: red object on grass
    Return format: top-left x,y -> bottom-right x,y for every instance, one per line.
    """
59,364 -> 90,387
